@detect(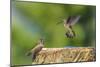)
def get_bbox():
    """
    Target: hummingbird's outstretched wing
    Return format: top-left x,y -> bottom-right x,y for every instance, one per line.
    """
67,15 -> 81,26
